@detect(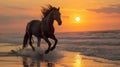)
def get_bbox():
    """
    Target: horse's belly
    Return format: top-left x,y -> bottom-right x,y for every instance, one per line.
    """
31,26 -> 41,37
